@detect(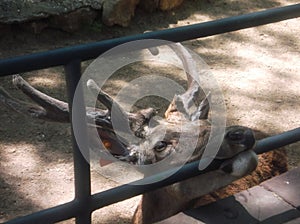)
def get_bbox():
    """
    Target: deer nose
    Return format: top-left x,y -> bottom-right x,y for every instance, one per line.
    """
243,128 -> 256,149
226,127 -> 256,150
227,129 -> 245,141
